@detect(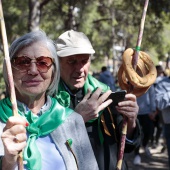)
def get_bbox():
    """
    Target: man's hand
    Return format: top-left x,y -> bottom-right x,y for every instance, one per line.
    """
1,116 -> 28,170
115,93 -> 139,138
75,88 -> 112,122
